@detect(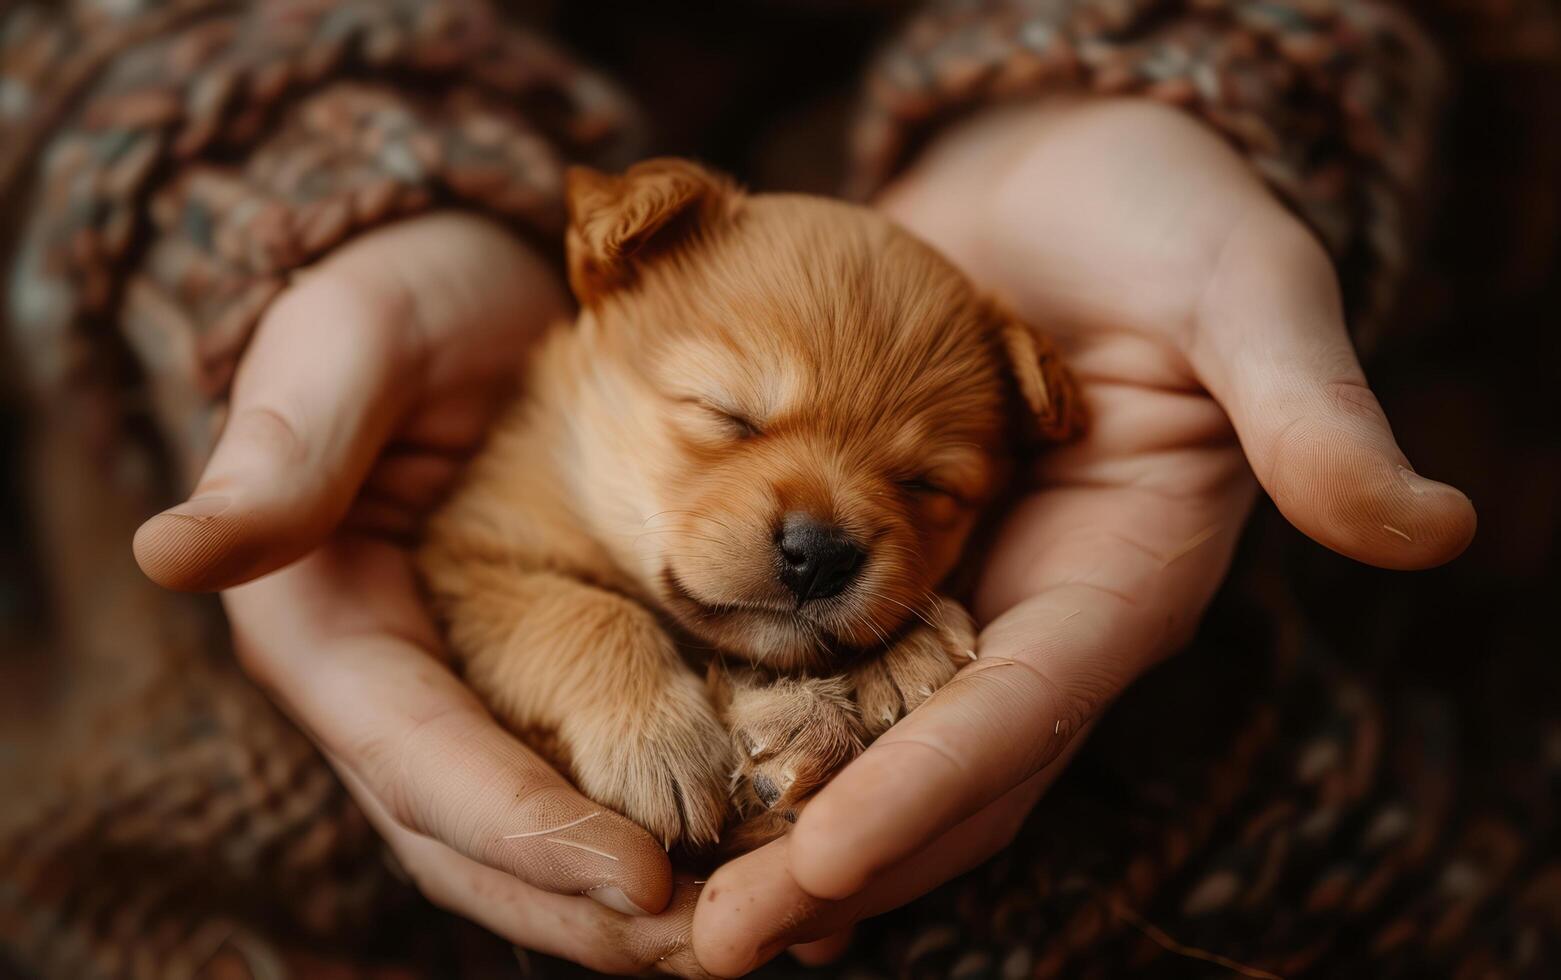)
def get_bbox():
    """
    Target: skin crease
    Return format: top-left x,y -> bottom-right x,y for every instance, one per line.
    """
134,97 -> 1475,977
